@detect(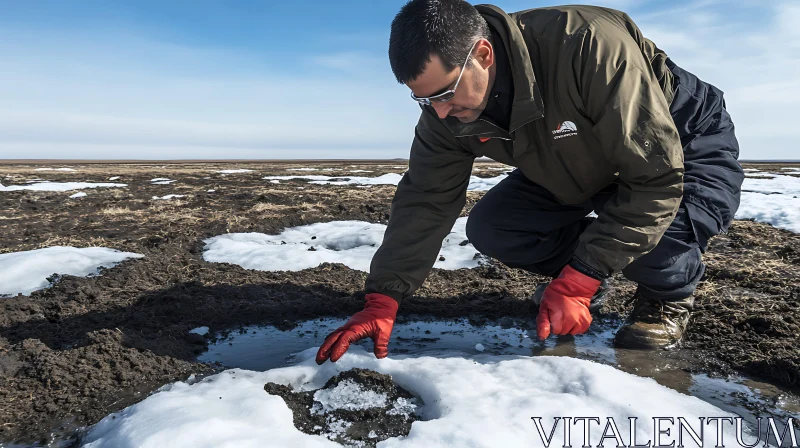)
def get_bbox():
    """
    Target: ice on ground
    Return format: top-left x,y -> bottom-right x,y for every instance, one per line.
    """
0,181 -> 127,192
151,178 -> 177,185
287,168 -> 319,171
69,192 -> 87,198
81,347 -> 745,448
311,379 -> 388,414
152,194 -> 185,200
216,169 -> 253,174
34,167 -> 77,171
203,217 -> 479,272
262,173 -> 508,191
736,192 -> 800,233
0,247 -> 143,297
189,326 -> 209,336
108,176 -> 120,181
